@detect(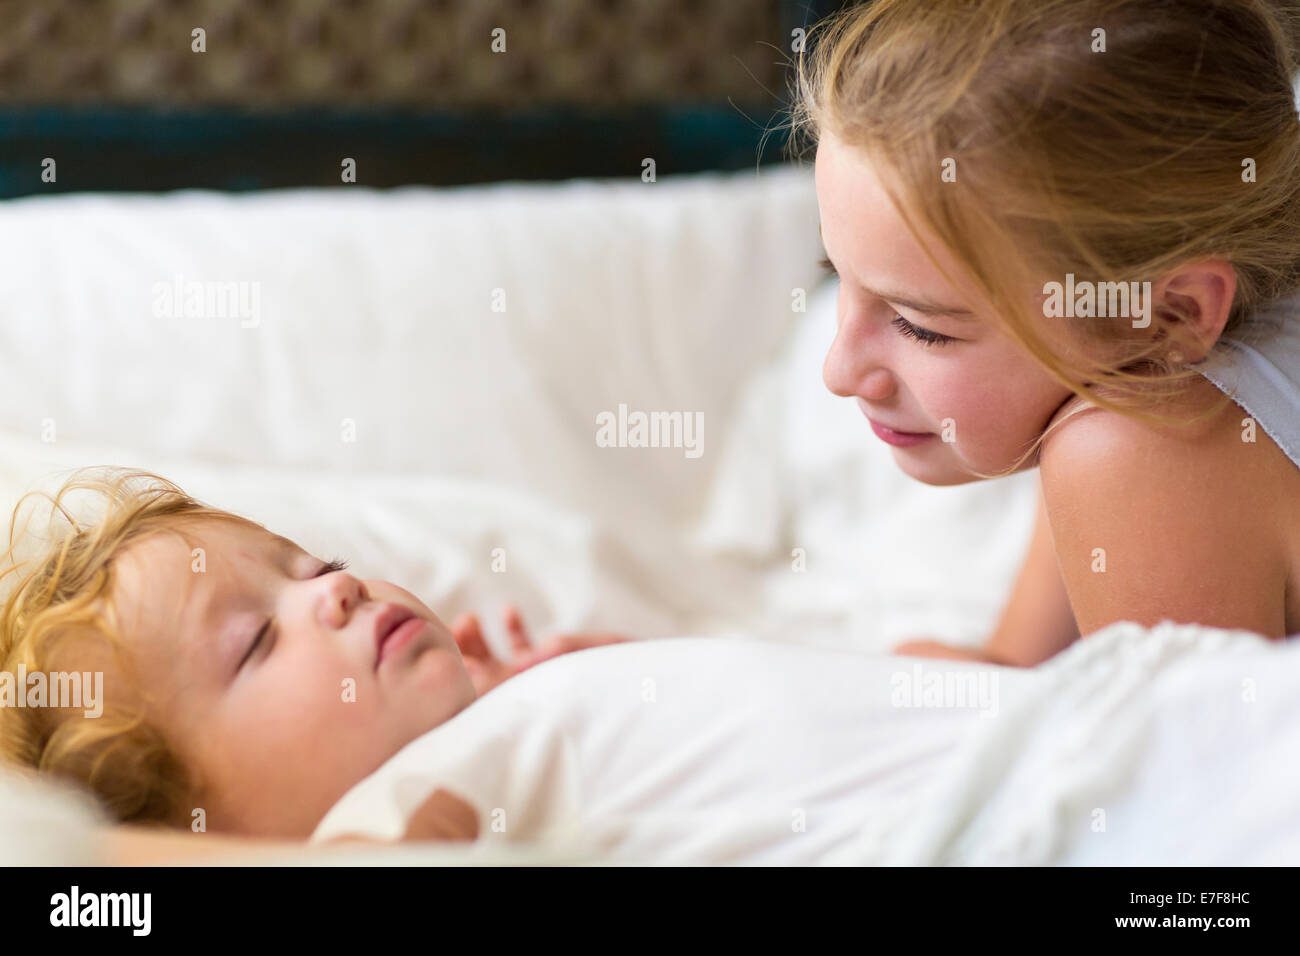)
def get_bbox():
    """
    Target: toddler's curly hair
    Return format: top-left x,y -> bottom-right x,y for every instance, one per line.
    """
0,466 -> 245,827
